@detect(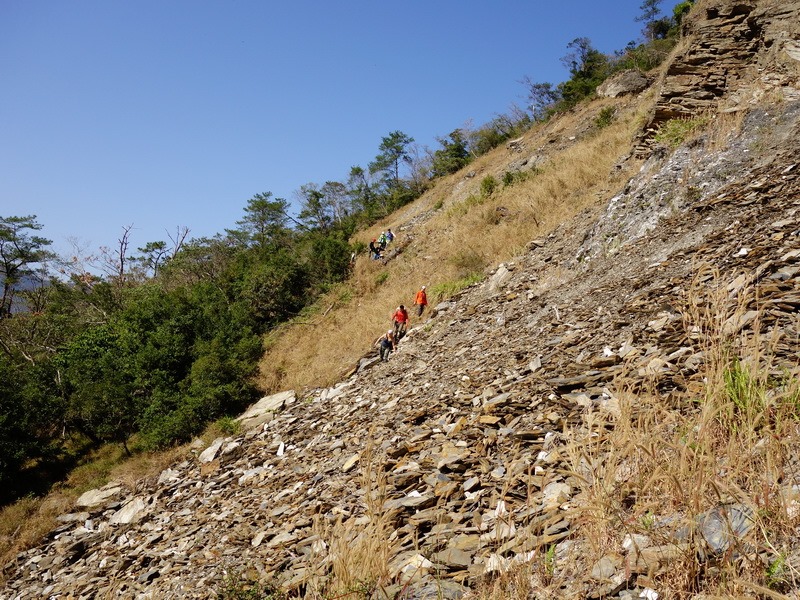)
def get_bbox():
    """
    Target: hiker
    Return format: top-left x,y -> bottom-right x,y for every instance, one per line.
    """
378,231 -> 388,250
392,304 -> 410,340
376,329 -> 395,361
386,228 -> 394,243
413,285 -> 428,317
369,238 -> 381,260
